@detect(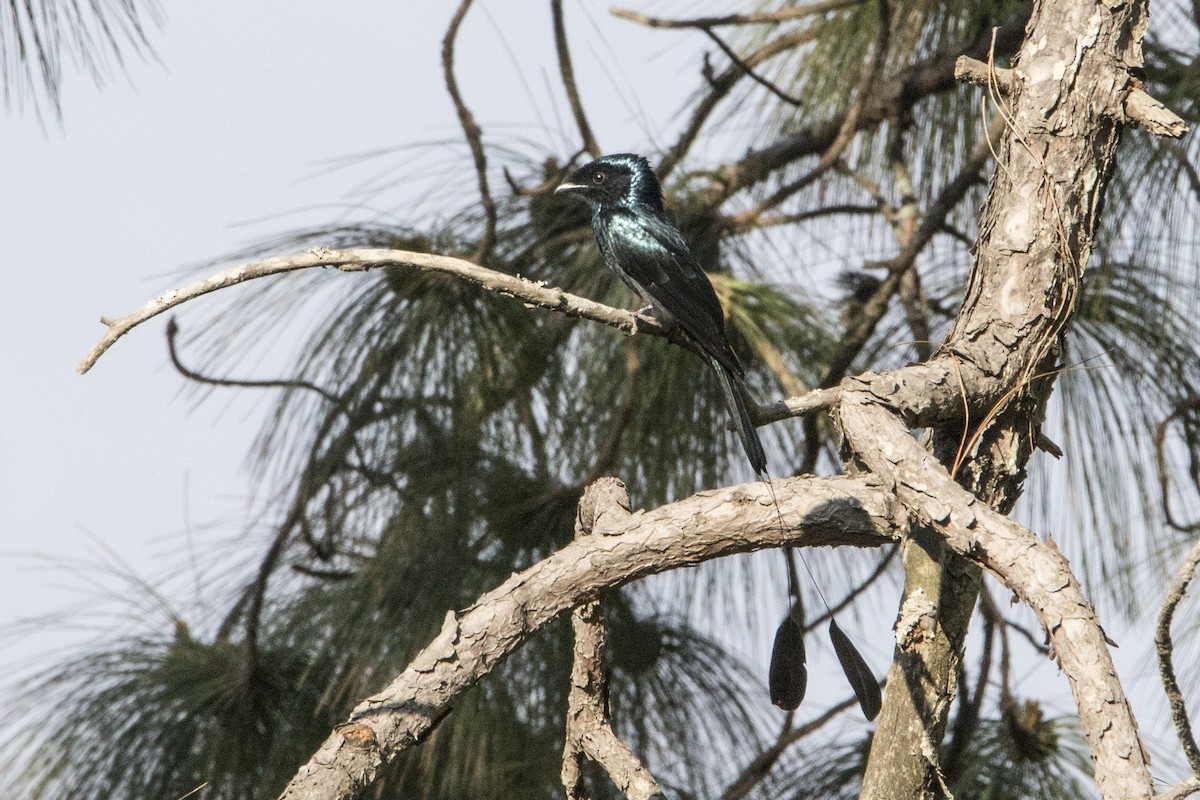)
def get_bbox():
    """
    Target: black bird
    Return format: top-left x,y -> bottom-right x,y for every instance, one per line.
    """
557,154 -> 881,719
555,153 -> 767,477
